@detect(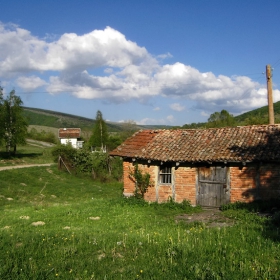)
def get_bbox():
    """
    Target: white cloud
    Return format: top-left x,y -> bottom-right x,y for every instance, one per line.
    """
16,76 -> 47,91
157,52 -> 173,60
0,23 -> 149,75
170,103 -> 185,111
153,107 -> 160,111
0,22 -> 278,116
